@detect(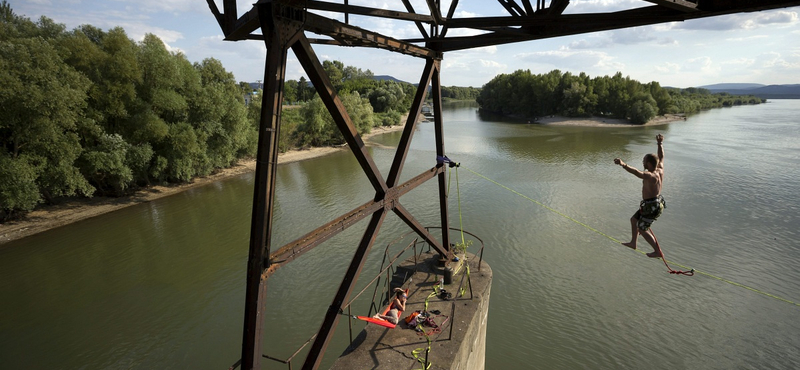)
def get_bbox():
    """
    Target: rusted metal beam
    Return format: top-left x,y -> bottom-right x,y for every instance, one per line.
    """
439,0 -> 460,37
424,0 -> 443,24
225,6 -> 259,41
291,35 -> 389,196
429,1 -> 800,50
508,0 -> 529,16
442,8 -> 675,29
223,0 -> 800,46
431,7 -> 690,51
387,58 -> 437,188
302,11 -> 437,58
223,0 -> 237,34
546,0 -> 570,15
431,65 -> 452,256
302,209 -> 388,370
521,0 -> 534,16
239,4 -> 293,369
497,0 -> 524,16
642,0 -> 699,12
402,0 -> 431,39
206,0 -> 225,31
304,1 -> 434,23
263,166 -> 445,278
393,203 -> 448,255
